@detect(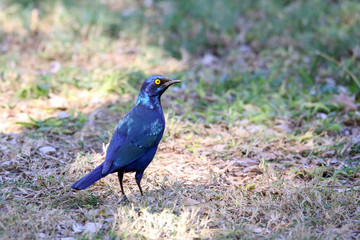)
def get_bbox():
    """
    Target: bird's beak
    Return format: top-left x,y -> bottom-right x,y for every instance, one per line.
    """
164,79 -> 181,87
